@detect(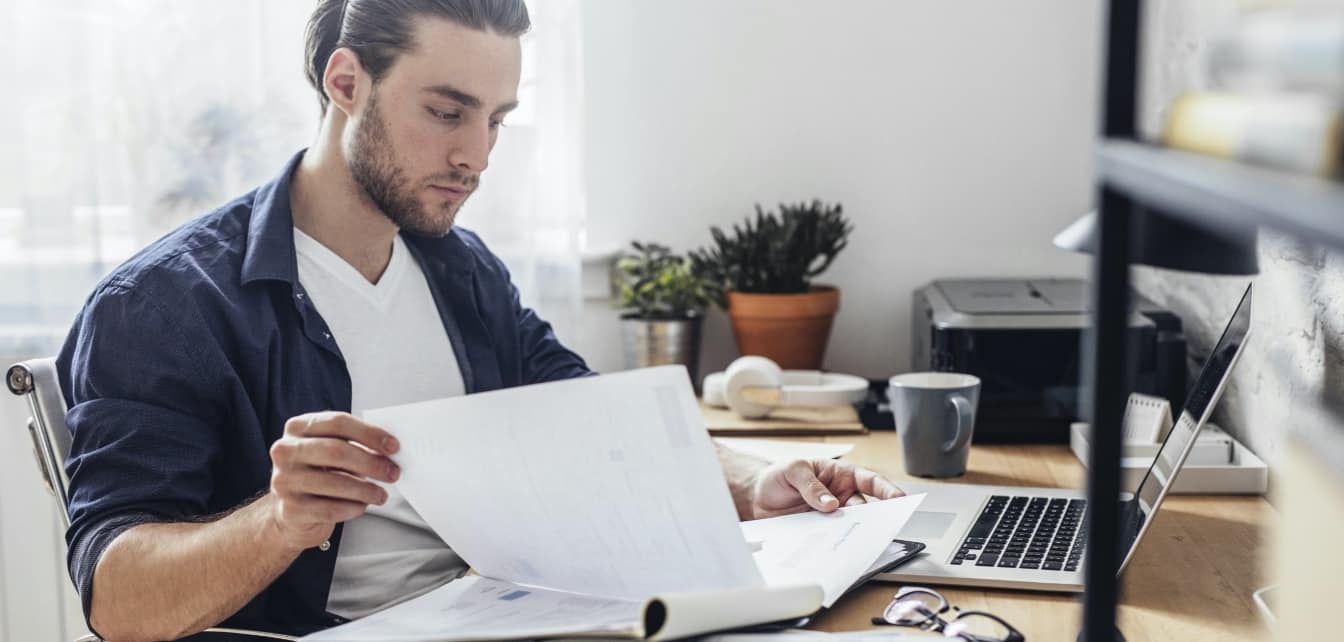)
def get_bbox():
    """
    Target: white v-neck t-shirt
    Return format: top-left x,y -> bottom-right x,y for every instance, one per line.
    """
292,227 -> 469,619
